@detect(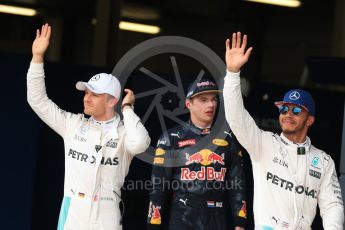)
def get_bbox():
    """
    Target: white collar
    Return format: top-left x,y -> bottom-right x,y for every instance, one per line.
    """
280,133 -> 311,151
90,114 -> 120,137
